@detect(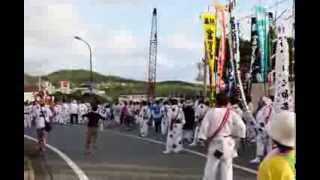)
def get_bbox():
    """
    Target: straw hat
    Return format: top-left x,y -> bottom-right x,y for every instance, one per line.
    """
267,111 -> 296,147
